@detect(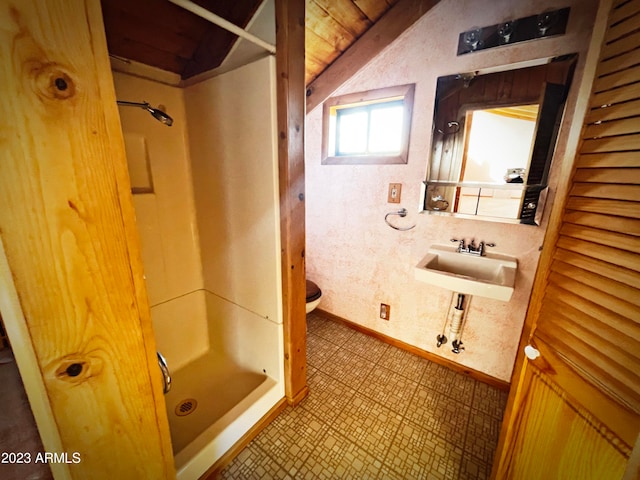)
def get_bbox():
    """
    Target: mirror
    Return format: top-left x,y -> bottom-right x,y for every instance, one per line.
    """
424,54 -> 577,224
